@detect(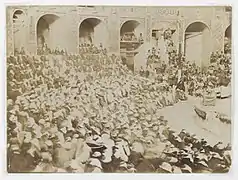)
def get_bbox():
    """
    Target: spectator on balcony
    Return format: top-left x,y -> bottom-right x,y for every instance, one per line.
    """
99,43 -> 103,51
20,47 -> 26,55
131,33 -> 137,41
55,47 -> 60,55
139,33 -> 144,43
14,48 -> 19,55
